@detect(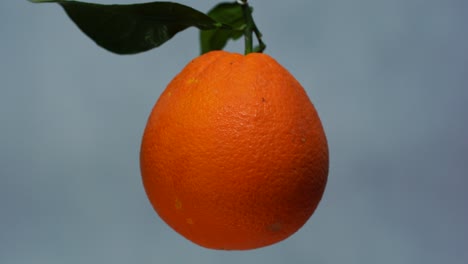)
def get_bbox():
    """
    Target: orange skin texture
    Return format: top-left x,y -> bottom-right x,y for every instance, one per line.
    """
140,51 -> 329,250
